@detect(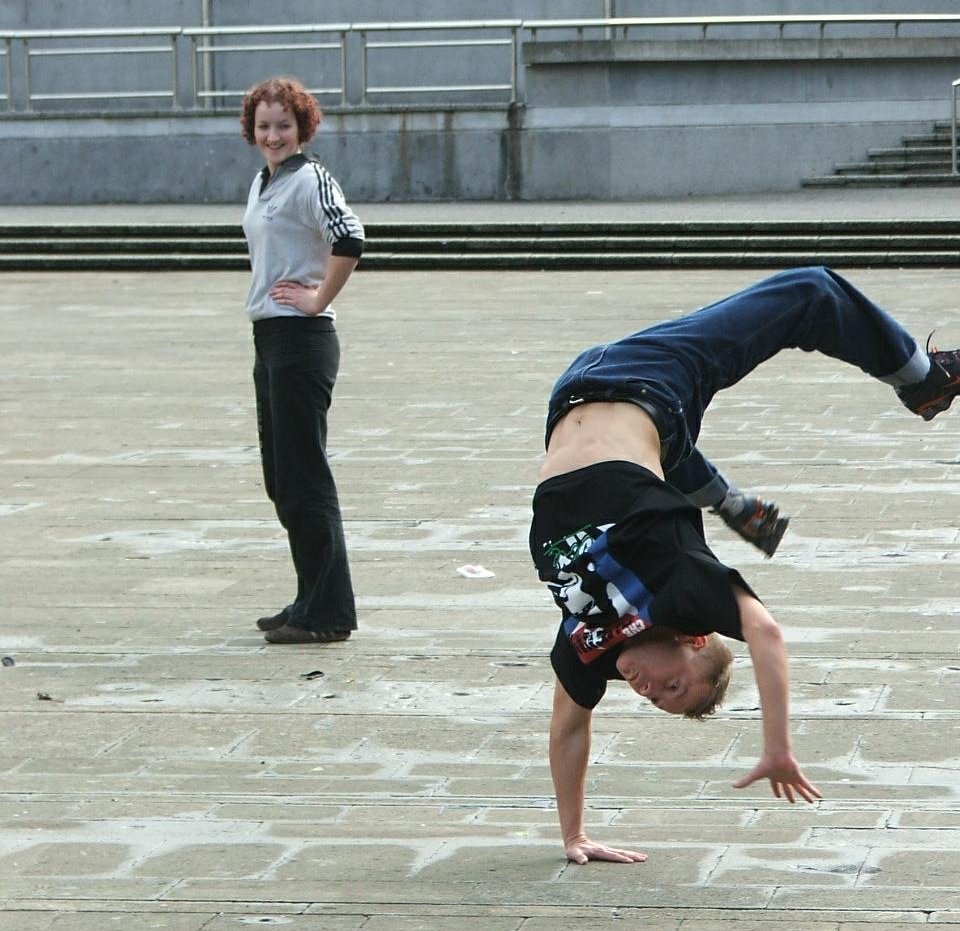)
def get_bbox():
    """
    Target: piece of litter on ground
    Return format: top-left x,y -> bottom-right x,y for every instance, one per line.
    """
1,657 -> 14,667
36,691 -> 63,702
457,564 -> 495,579
300,670 -> 325,680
